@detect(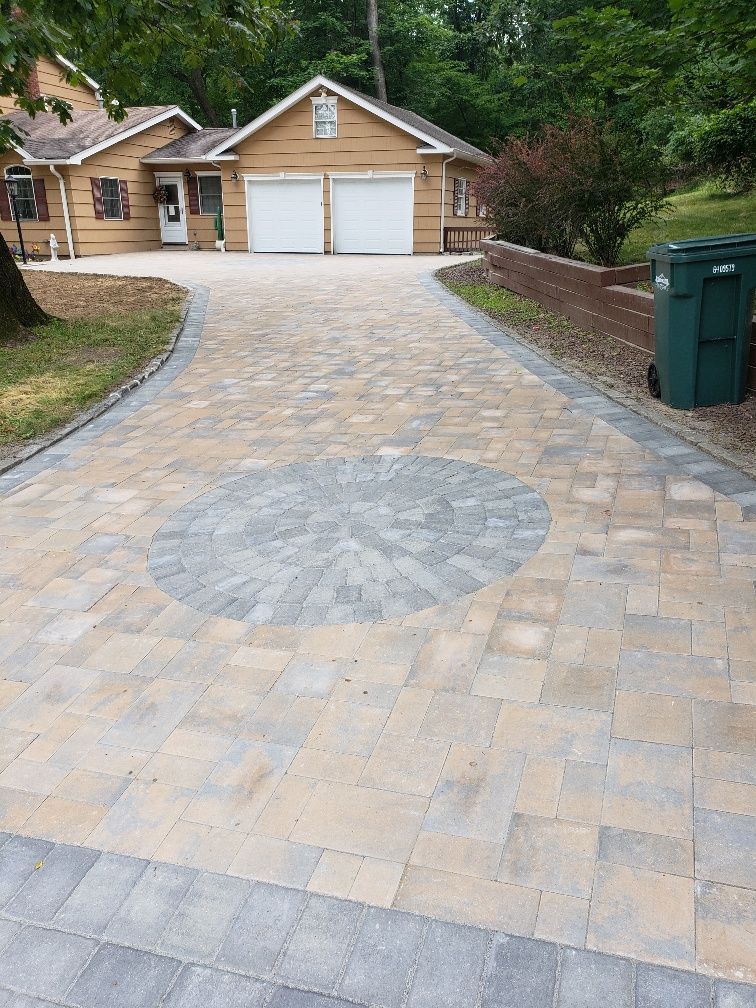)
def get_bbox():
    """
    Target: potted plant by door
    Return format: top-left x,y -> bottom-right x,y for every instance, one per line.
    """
214,208 -> 225,252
